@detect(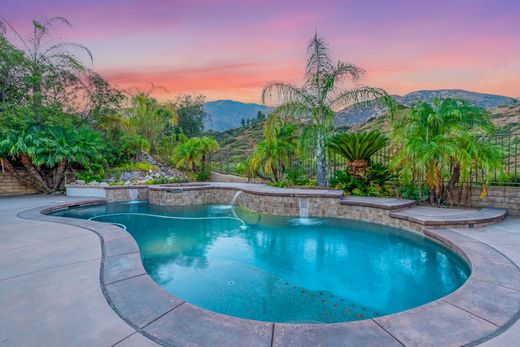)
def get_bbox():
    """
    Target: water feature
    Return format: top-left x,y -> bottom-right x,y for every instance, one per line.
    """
52,202 -> 470,324
298,198 -> 309,219
230,190 -> 242,205
128,188 -> 139,201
